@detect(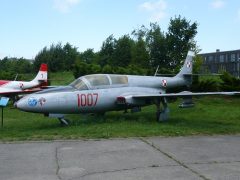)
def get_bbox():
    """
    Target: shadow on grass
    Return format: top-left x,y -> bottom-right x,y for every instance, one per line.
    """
67,111 -> 159,125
